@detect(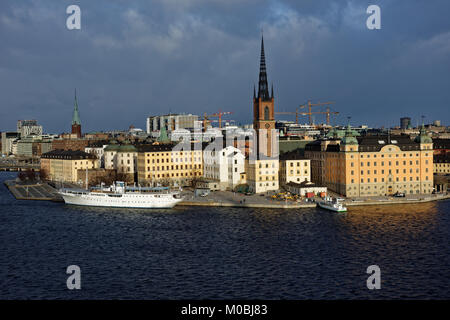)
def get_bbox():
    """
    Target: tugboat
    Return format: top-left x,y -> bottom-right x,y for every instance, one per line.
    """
58,181 -> 183,209
317,196 -> 347,212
